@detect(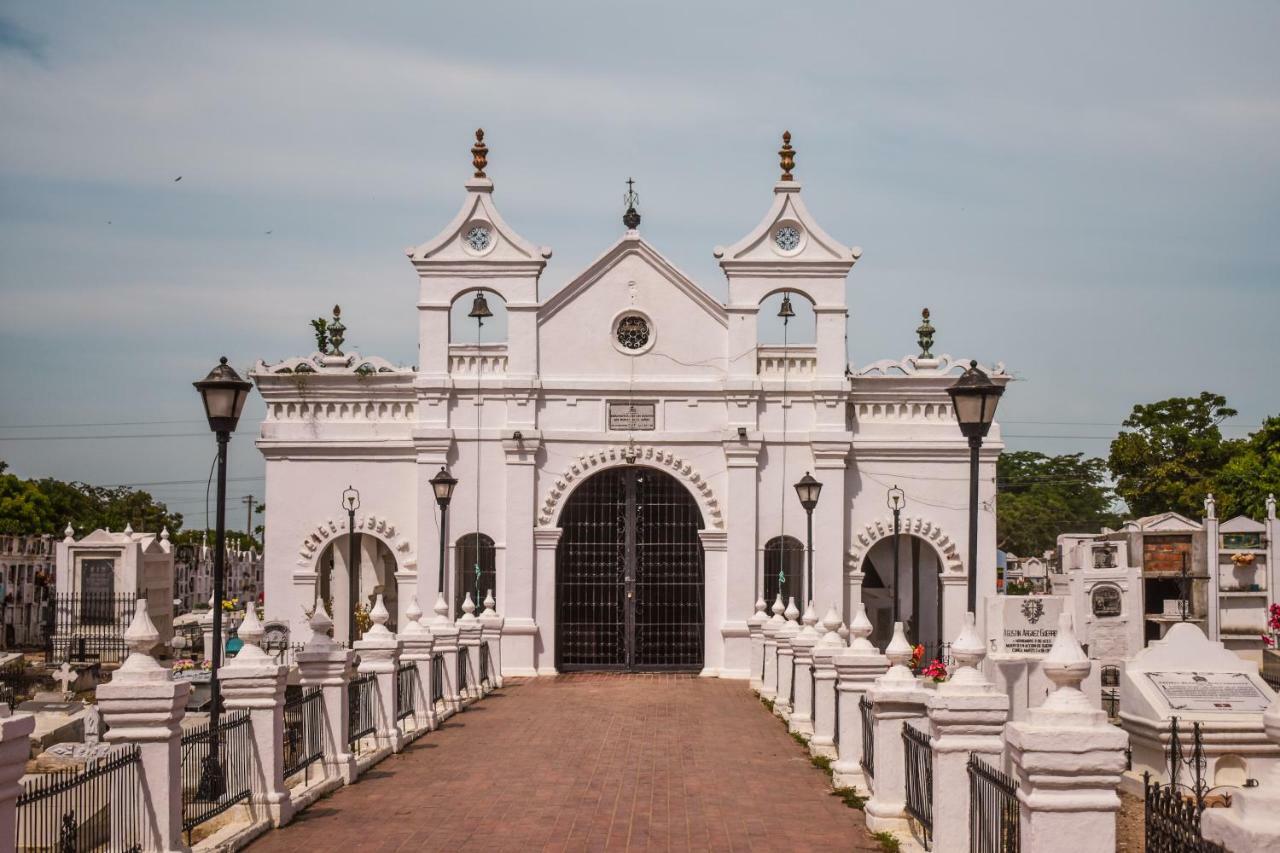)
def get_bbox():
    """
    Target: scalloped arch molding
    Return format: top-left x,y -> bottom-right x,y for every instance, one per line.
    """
847,515 -> 963,574
538,446 -> 724,529
296,514 -> 415,569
